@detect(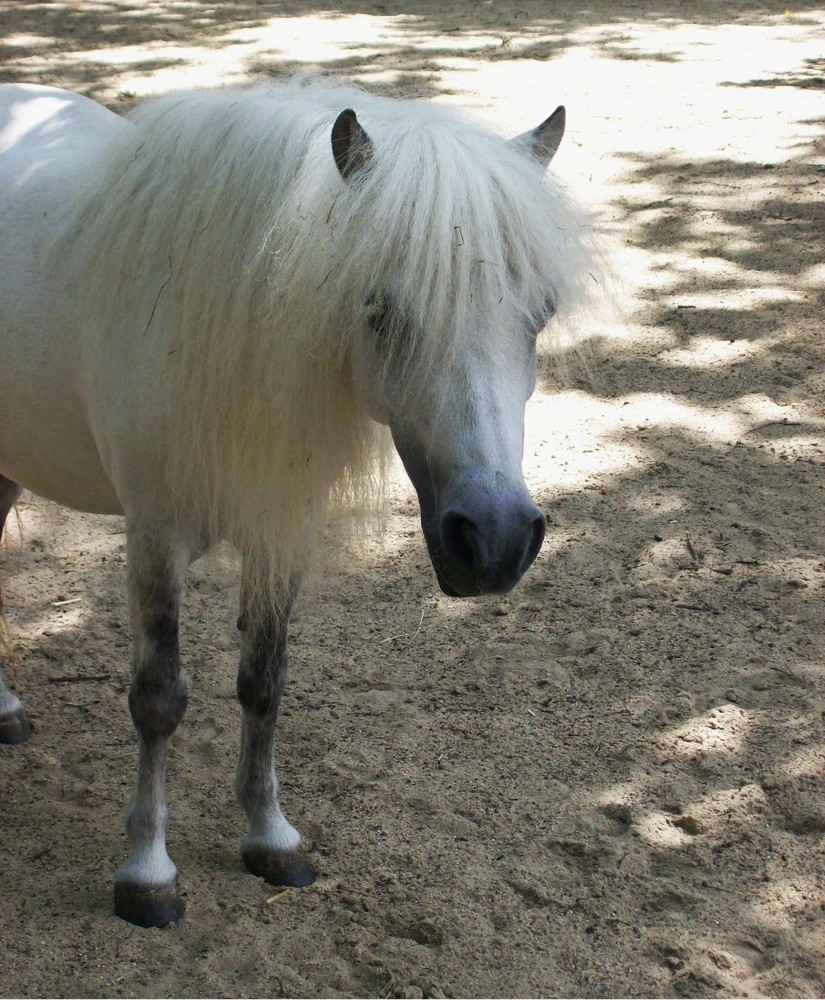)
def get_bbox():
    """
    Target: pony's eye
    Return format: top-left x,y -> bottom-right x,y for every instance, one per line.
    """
365,291 -> 391,332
